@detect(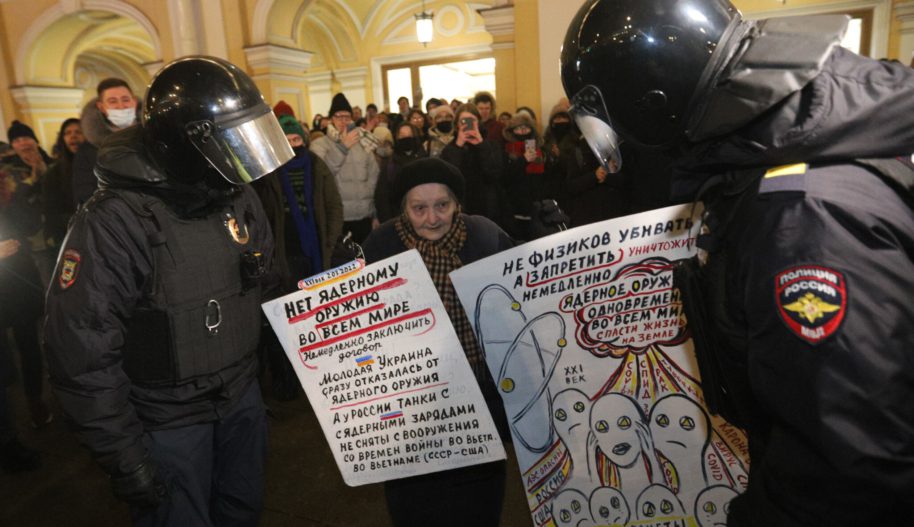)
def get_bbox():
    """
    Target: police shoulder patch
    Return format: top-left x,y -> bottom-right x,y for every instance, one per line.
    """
58,249 -> 81,290
775,265 -> 846,345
